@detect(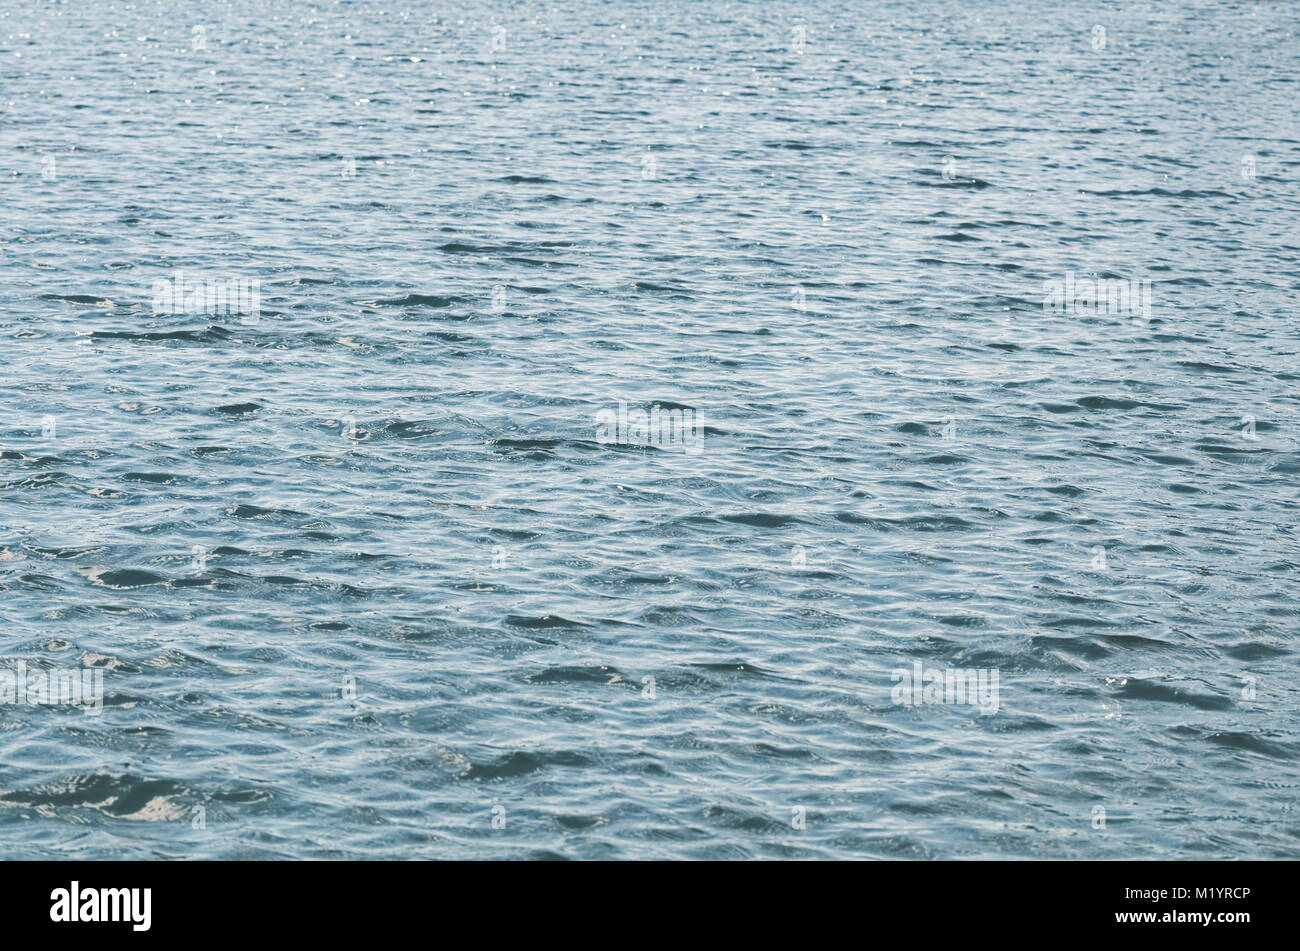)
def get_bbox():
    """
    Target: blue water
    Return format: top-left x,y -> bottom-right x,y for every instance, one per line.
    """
2,0 -> 1299,859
